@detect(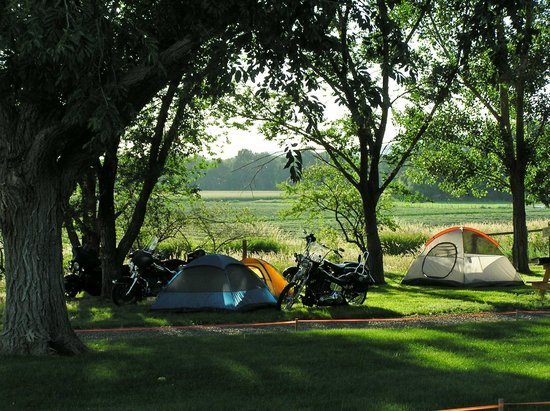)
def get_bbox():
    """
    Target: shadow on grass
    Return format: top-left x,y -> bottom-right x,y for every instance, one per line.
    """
68,295 -> 405,329
1,319 -> 548,410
